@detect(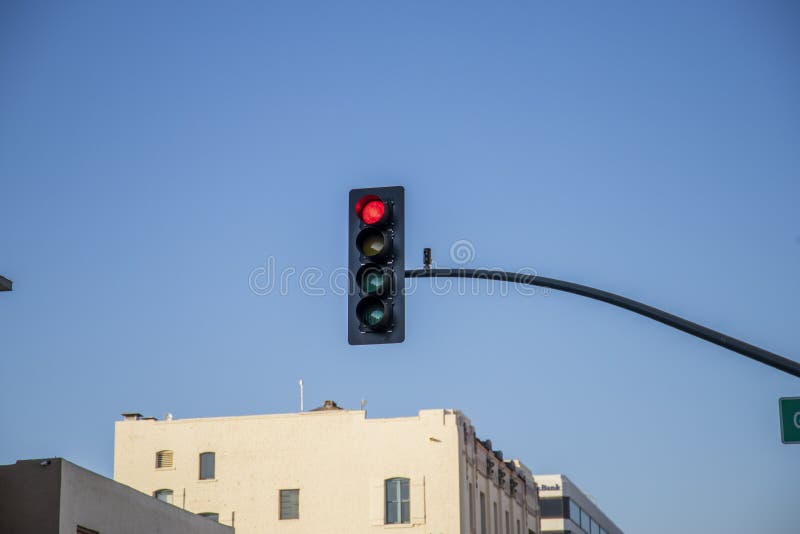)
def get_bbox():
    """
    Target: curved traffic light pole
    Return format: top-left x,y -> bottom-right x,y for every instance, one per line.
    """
405,268 -> 800,379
